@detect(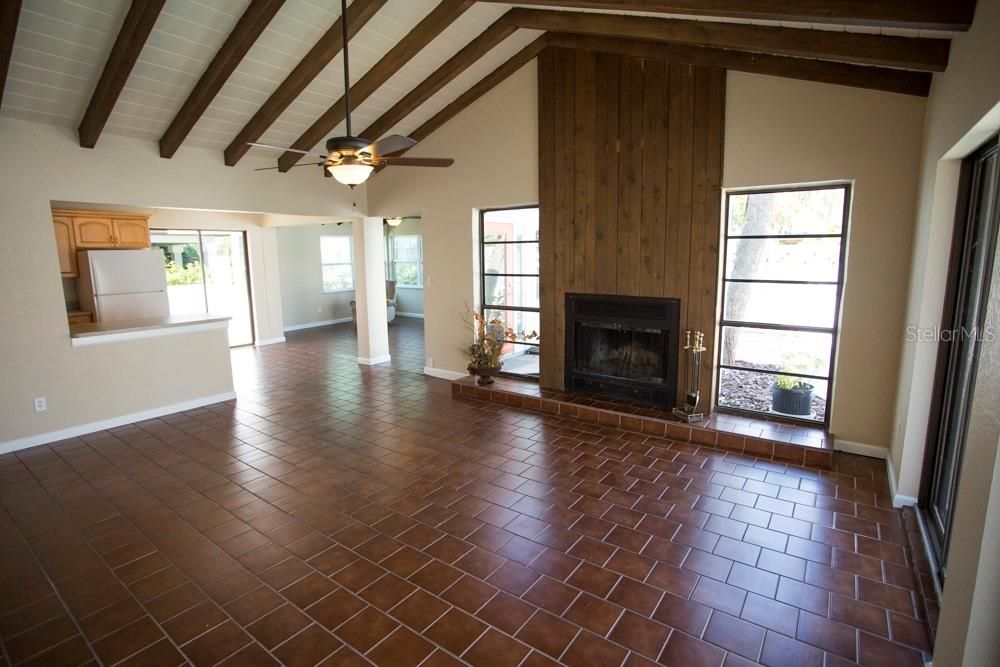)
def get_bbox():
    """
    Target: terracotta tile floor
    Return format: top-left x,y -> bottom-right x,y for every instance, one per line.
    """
0,320 -> 933,666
